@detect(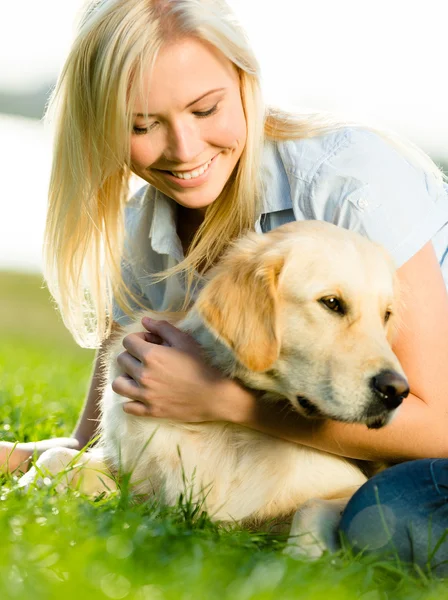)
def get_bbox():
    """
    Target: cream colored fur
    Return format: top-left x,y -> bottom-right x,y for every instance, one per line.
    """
19,221 -> 407,552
